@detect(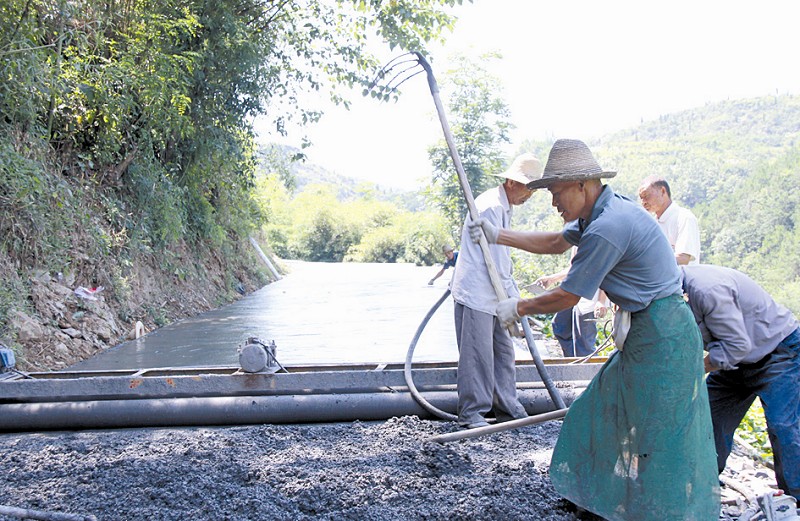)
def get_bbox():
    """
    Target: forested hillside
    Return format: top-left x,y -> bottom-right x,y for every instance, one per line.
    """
513,93 -> 800,314
599,94 -> 800,204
